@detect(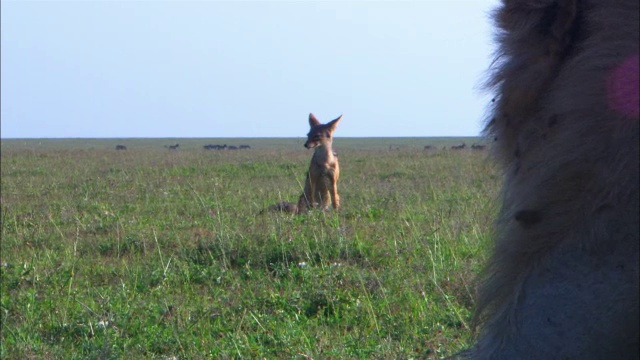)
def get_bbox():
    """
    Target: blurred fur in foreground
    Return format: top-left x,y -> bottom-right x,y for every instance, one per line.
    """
465,0 -> 639,358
